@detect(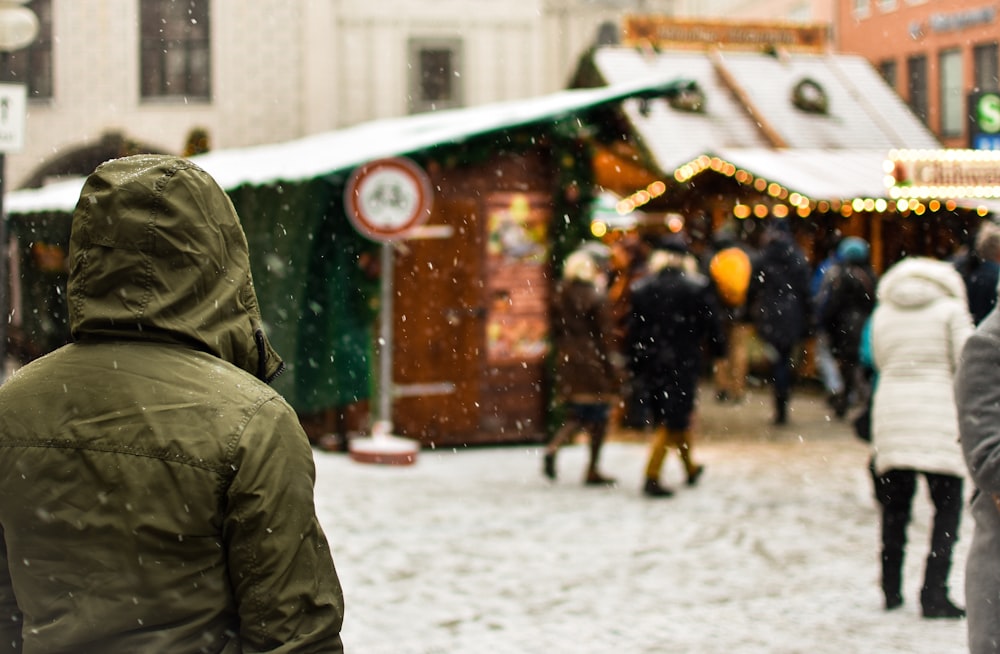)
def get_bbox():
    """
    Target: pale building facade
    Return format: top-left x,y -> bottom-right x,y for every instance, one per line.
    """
7,0 -> 834,190
7,0 -> 676,189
